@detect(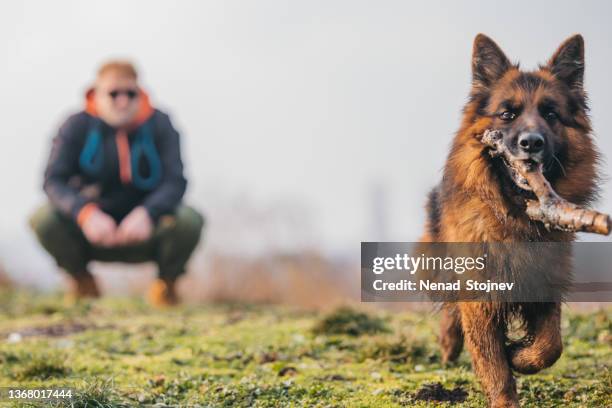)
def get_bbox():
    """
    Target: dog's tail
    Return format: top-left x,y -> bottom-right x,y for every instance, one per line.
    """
422,185 -> 442,242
